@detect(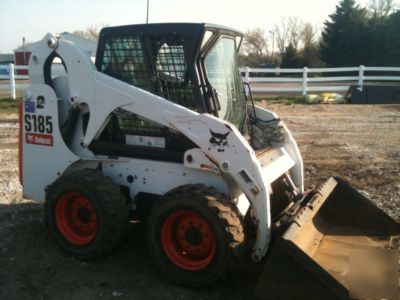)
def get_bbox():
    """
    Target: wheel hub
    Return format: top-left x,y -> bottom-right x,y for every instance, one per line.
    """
55,192 -> 98,245
161,210 -> 216,271
185,226 -> 203,246
77,207 -> 91,224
